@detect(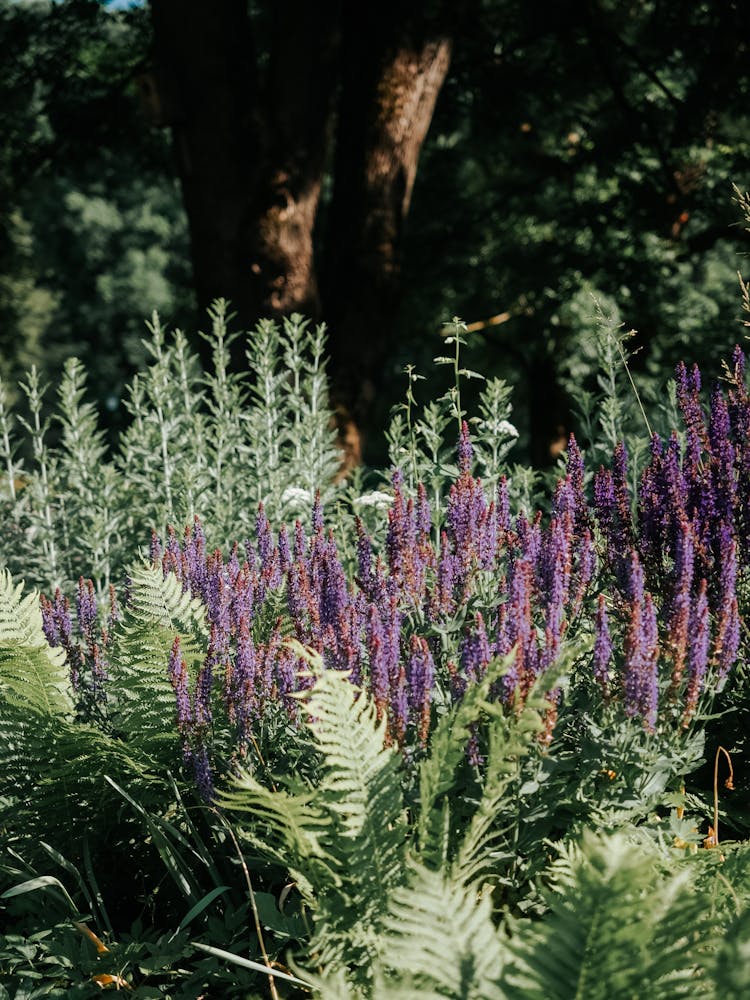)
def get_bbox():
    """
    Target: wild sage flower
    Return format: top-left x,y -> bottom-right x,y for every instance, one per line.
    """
593,595 -> 612,696
683,579 -> 710,725
406,635 -> 434,747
